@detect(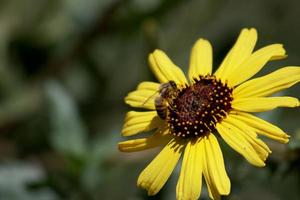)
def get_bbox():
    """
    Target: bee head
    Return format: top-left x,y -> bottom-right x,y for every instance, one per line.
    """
169,81 -> 177,88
